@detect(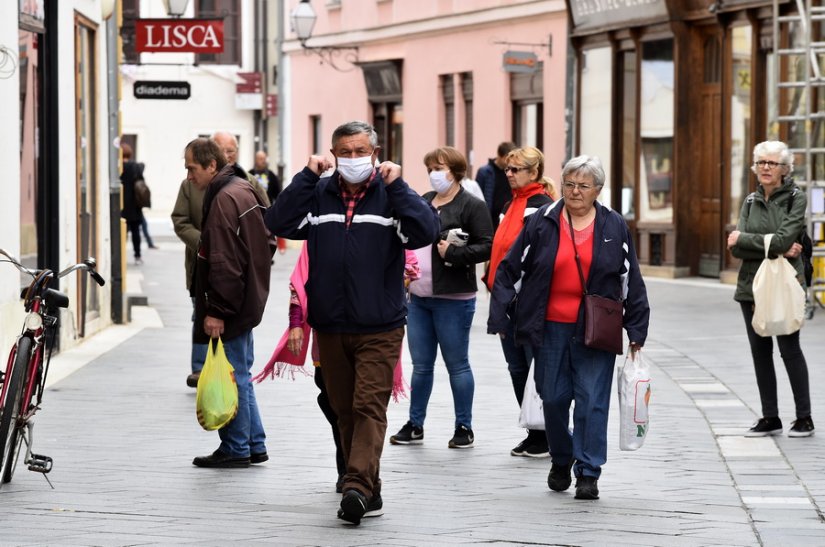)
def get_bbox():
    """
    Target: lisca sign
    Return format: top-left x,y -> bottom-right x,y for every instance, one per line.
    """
135,19 -> 224,54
